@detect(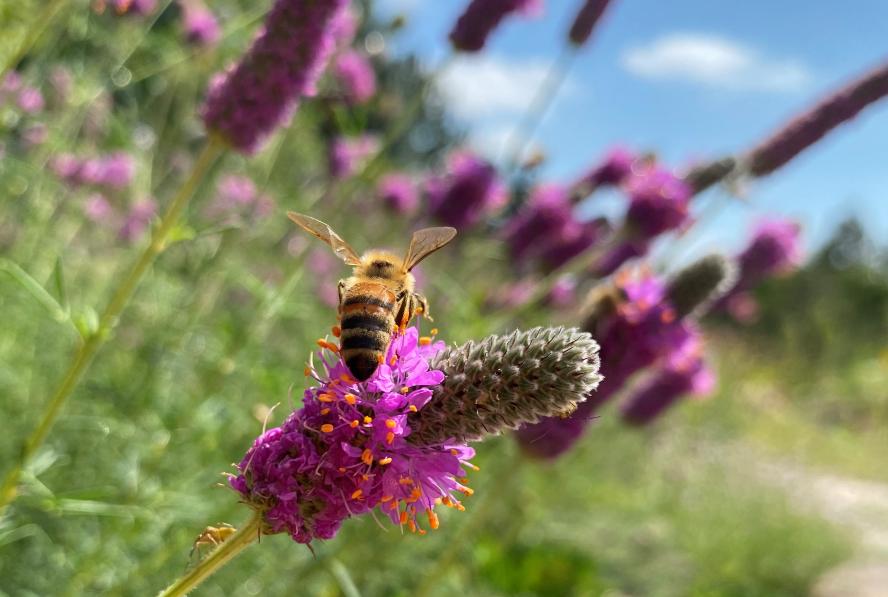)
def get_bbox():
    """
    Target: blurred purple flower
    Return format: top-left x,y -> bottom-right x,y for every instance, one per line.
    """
51,152 -> 135,191
181,1 -> 221,46
17,87 -> 44,114
621,334 -> 715,426
118,199 -> 157,242
202,0 -> 348,153
450,0 -> 541,52
49,67 -> 73,106
1,72 -> 22,96
98,152 -> 135,189
593,165 -> 691,276
112,0 -> 157,15
426,150 -> 506,229
329,135 -> 379,179
504,184 -> 573,262
377,173 -> 418,214
570,146 -> 635,200
84,194 -> 114,223
568,0 -> 613,46
334,50 -> 377,104
22,124 -> 48,148
737,219 -> 802,281
231,327 -> 474,542
205,174 -> 275,224
746,59 -> 888,177
331,6 -> 359,48
516,270 -> 693,458
545,275 -> 578,308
